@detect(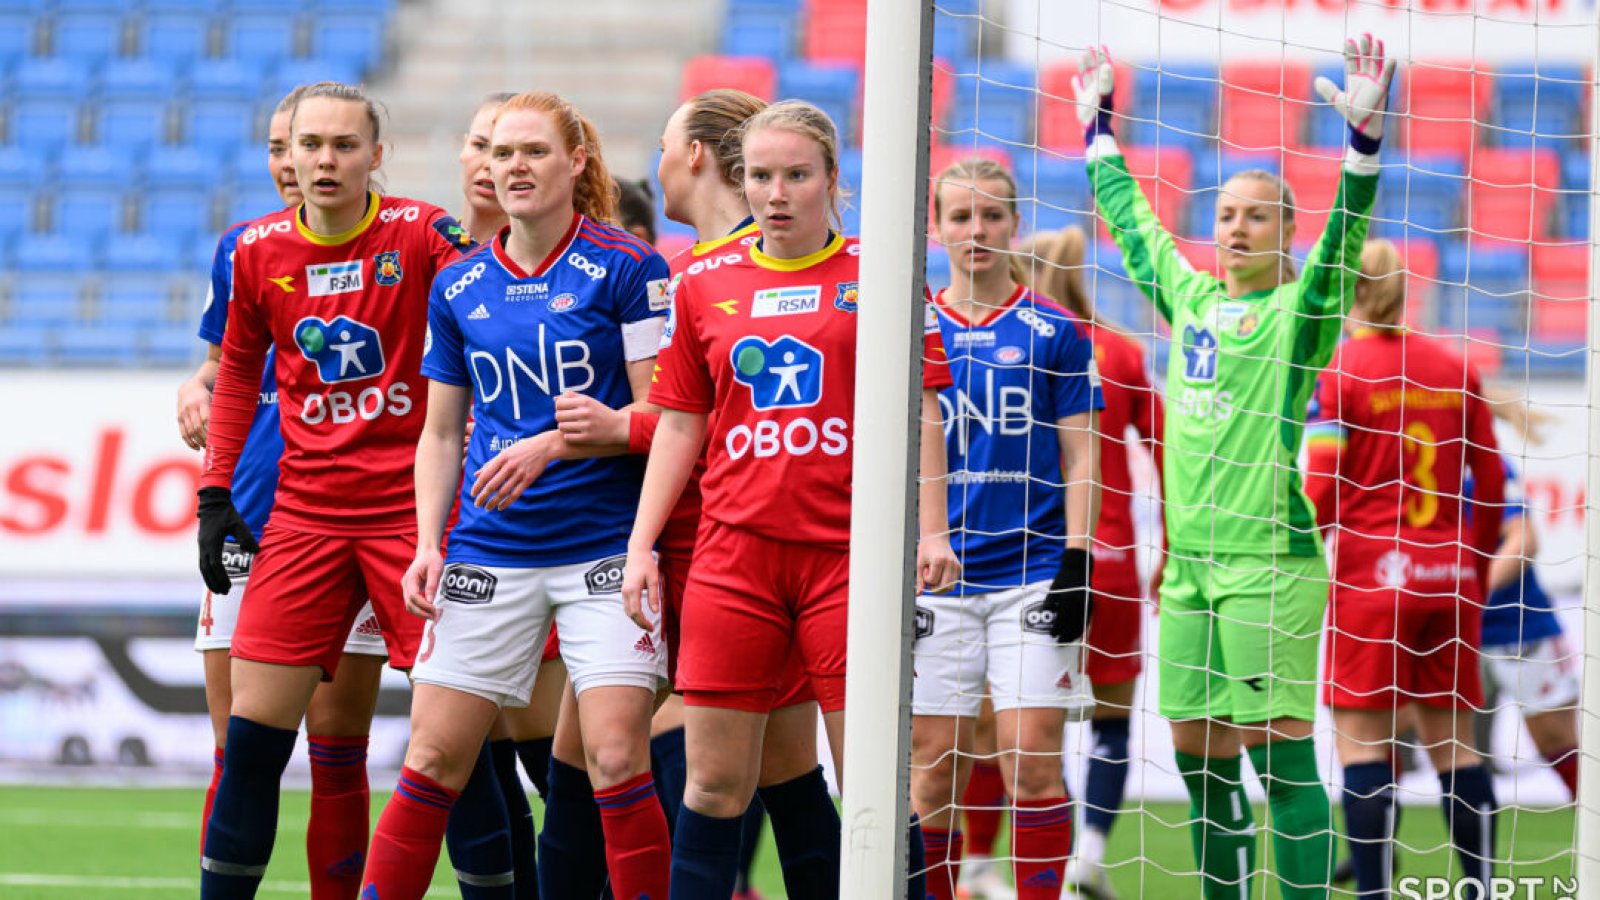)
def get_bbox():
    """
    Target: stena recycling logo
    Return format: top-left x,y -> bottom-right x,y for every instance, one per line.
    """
1181,324 -> 1218,382
294,315 -> 386,384
730,335 -> 824,410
